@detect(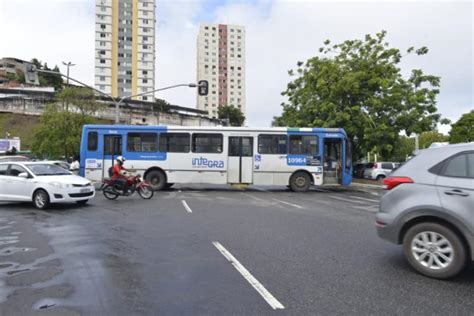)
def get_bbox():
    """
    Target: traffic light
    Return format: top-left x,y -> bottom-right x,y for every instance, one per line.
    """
198,80 -> 209,96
